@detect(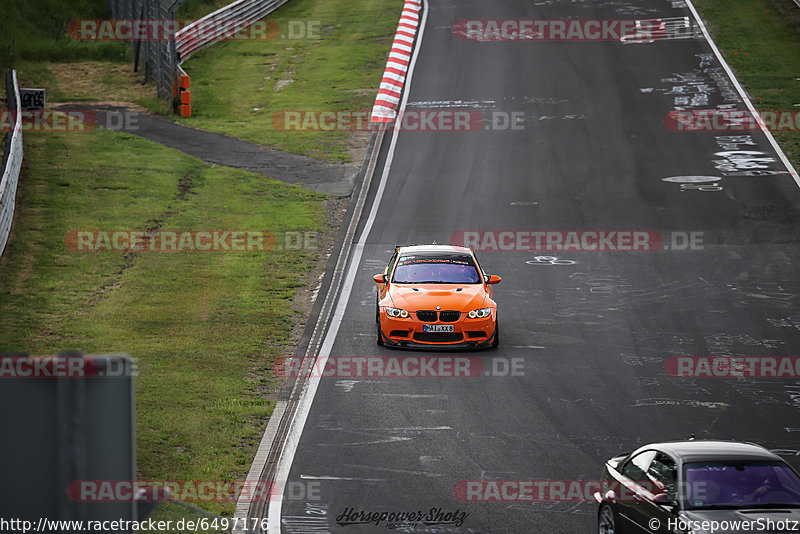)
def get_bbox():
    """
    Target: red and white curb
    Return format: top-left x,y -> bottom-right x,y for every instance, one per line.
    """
371,0 -> 423,123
